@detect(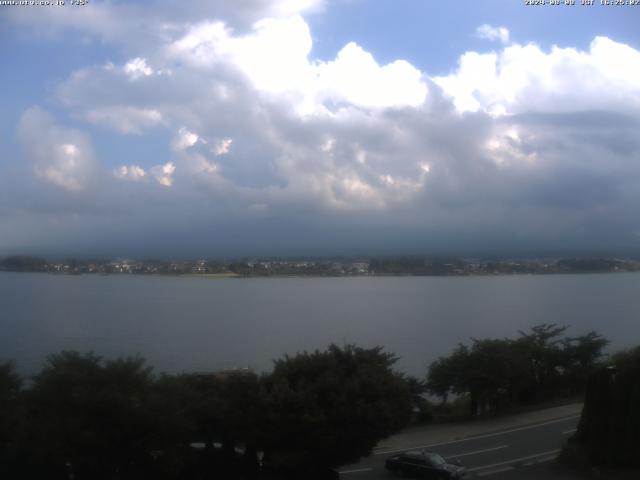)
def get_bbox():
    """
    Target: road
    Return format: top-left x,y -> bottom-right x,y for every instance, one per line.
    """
338,413 -> 580,479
